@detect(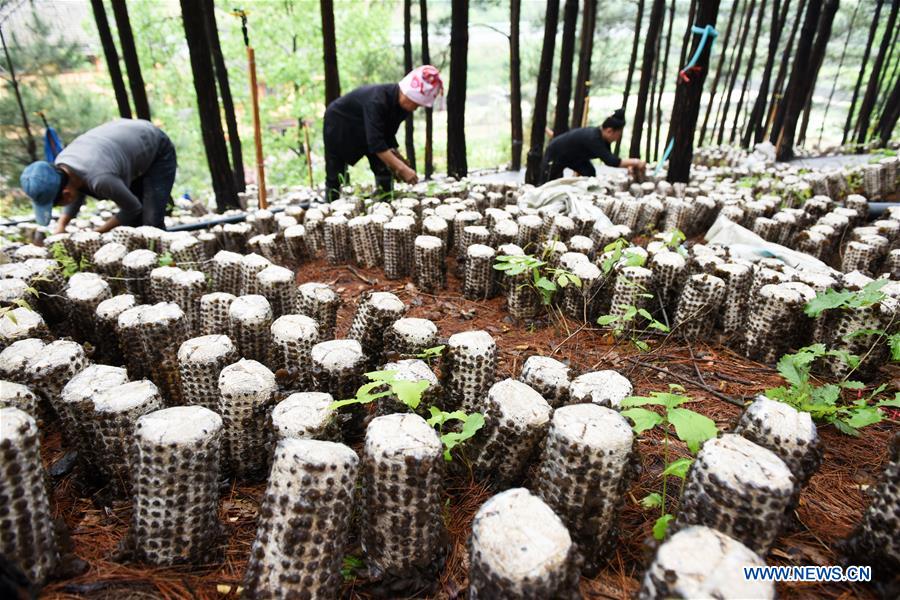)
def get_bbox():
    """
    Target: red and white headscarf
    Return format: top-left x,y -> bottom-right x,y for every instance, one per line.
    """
399,65 -> 444,108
